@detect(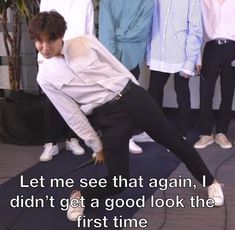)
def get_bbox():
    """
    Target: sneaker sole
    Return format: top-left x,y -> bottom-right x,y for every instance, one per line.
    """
194,140 -> 214,149
215,140 -> 232,149
39,150 -> 59,162
66,146 -> 85,155
129,149 -> 143,154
